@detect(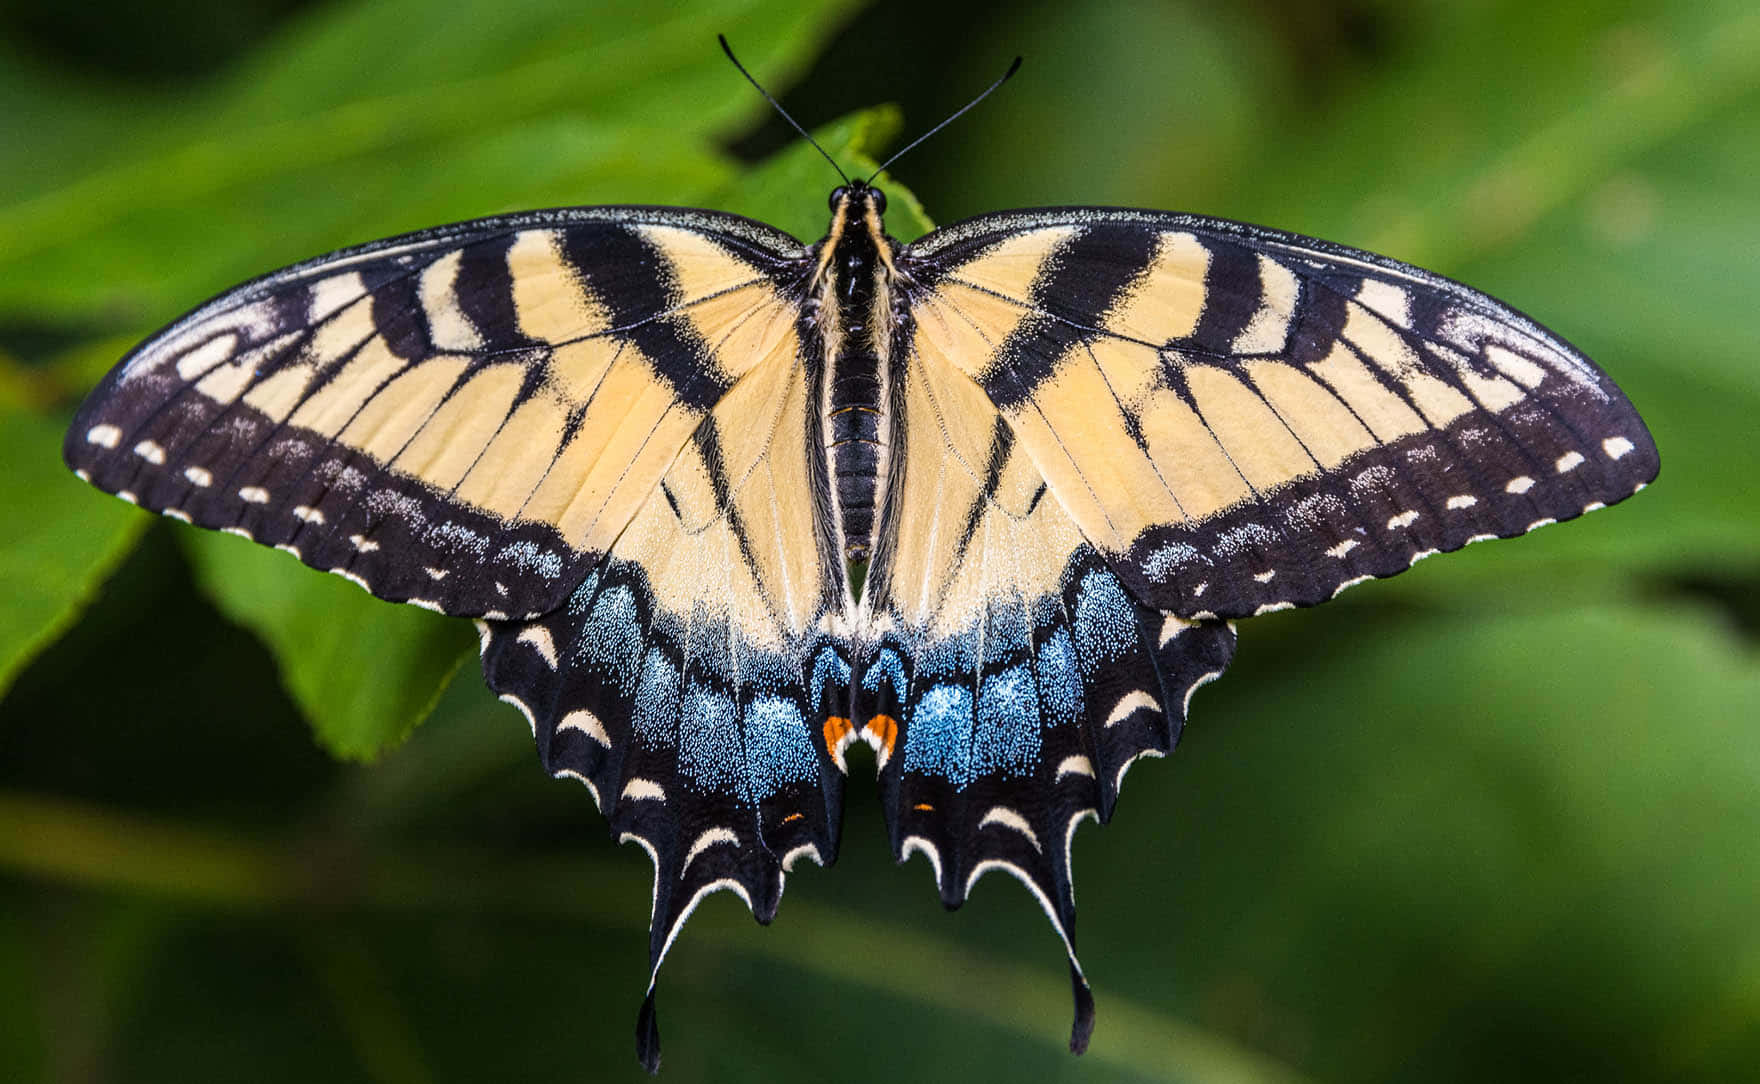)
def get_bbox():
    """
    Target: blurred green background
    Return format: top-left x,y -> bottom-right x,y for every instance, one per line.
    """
2,1 -> 1756,1080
